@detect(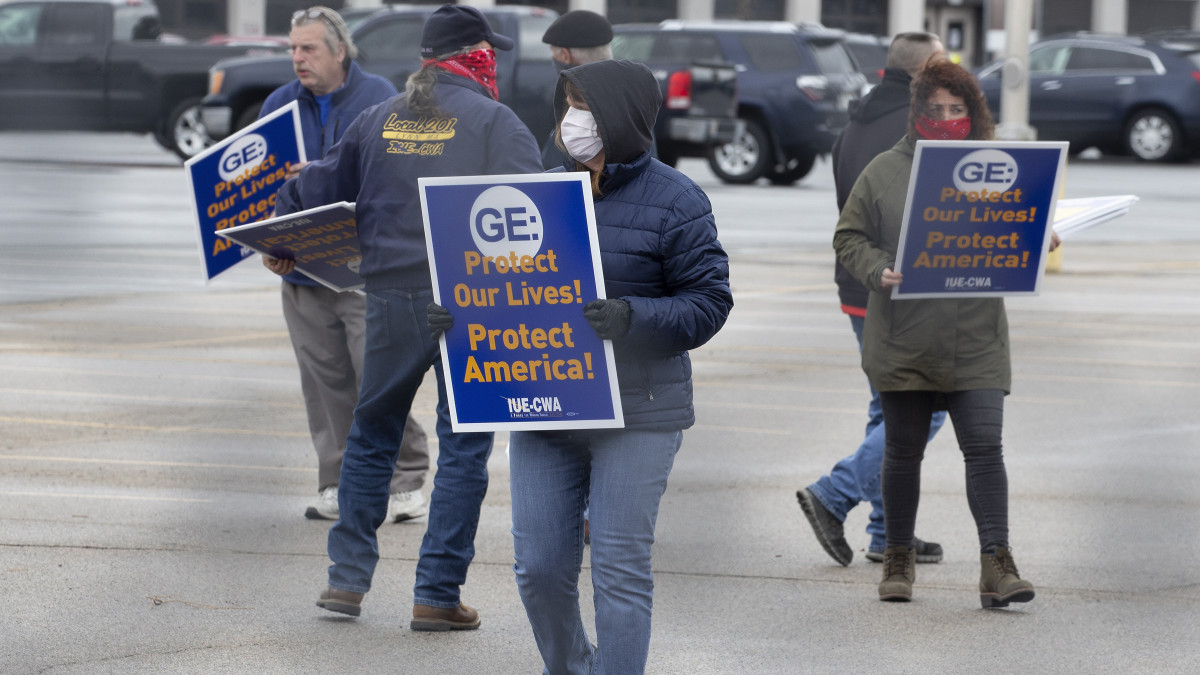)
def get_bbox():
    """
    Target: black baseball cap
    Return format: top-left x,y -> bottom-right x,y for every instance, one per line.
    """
421,4 -> 514,58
